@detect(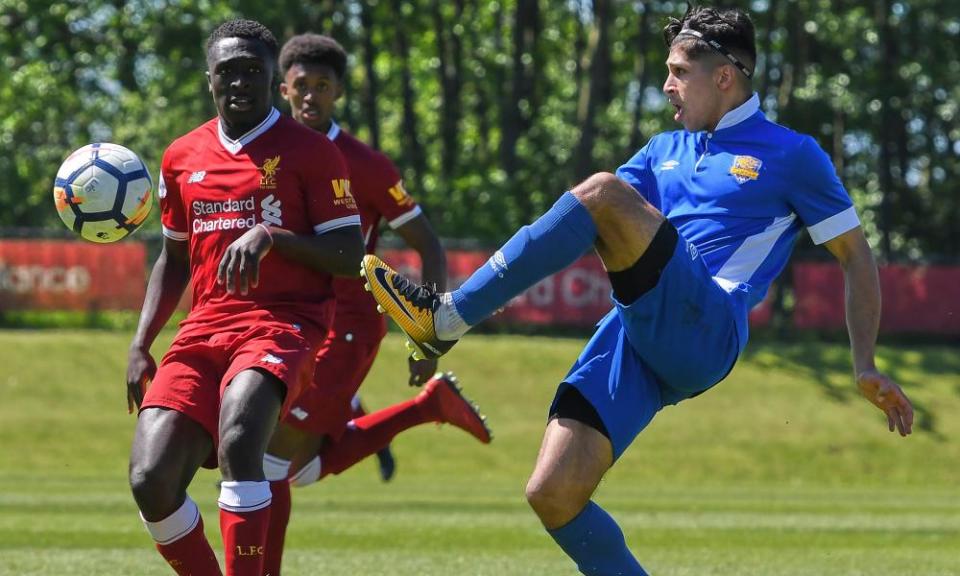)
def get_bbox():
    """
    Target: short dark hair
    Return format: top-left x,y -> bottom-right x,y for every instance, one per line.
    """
279,34 -> 347,79
663,4 -> 756,76
206,18 -> 280,63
